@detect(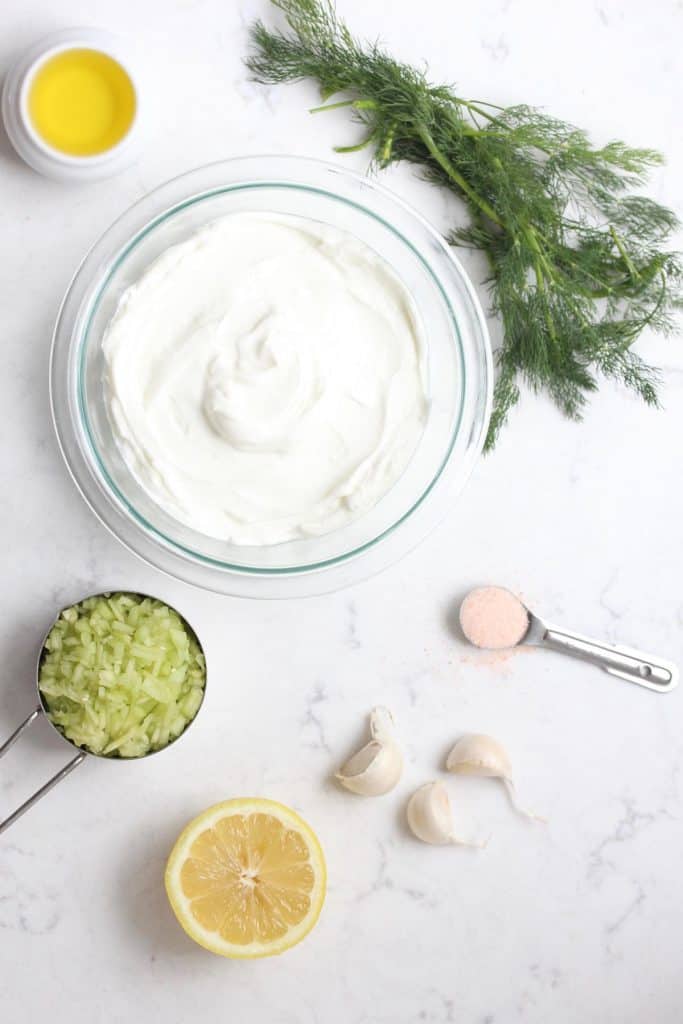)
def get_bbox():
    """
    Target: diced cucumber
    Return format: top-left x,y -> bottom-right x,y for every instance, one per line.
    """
39,593 -> 205,758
